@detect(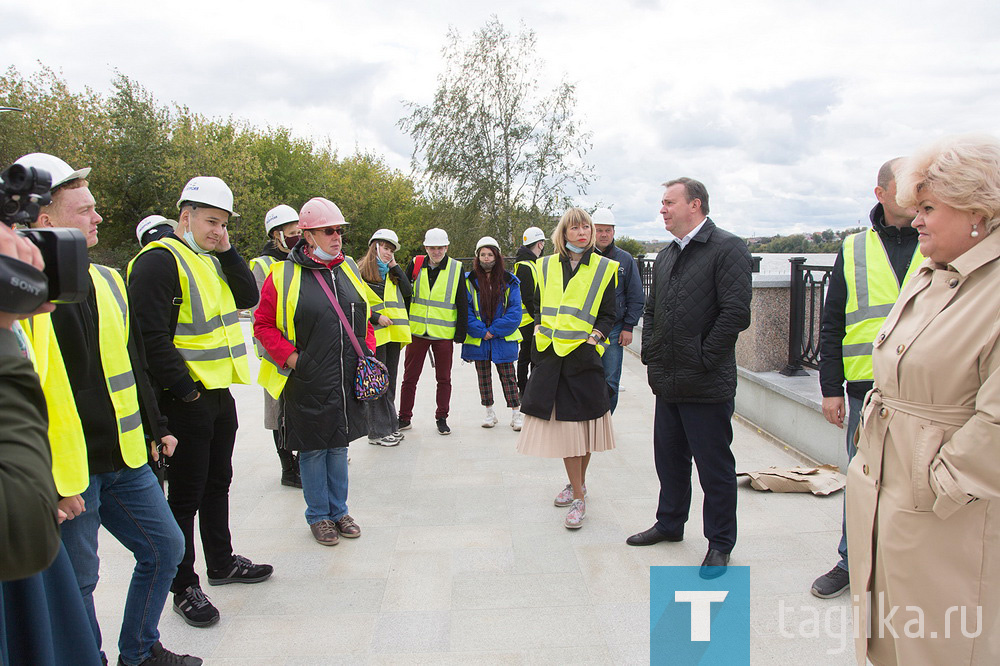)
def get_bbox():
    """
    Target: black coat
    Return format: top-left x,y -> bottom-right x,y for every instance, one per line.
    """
641,219 -> 752,402
520,250 -> 617,421
281,246 -> 368,451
